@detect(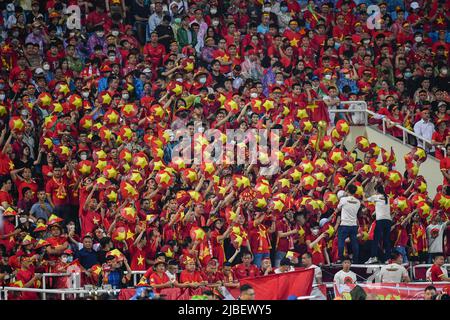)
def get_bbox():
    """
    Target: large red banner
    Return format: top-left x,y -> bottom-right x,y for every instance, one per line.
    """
334,282 -> 450,300
119,269 -> 315,300
228,269 -> 314,300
